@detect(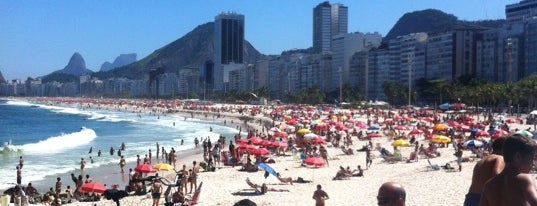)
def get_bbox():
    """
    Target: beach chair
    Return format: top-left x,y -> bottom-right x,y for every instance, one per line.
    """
427,158 -> 440,171
181,182 -> 202,206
